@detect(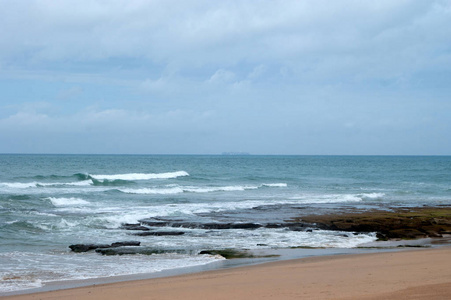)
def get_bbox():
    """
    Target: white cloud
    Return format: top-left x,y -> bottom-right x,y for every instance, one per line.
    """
247,65 -> 267,80
1,111 -> 50,128
1,0 -> 449,74
208,69 -> 235,84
